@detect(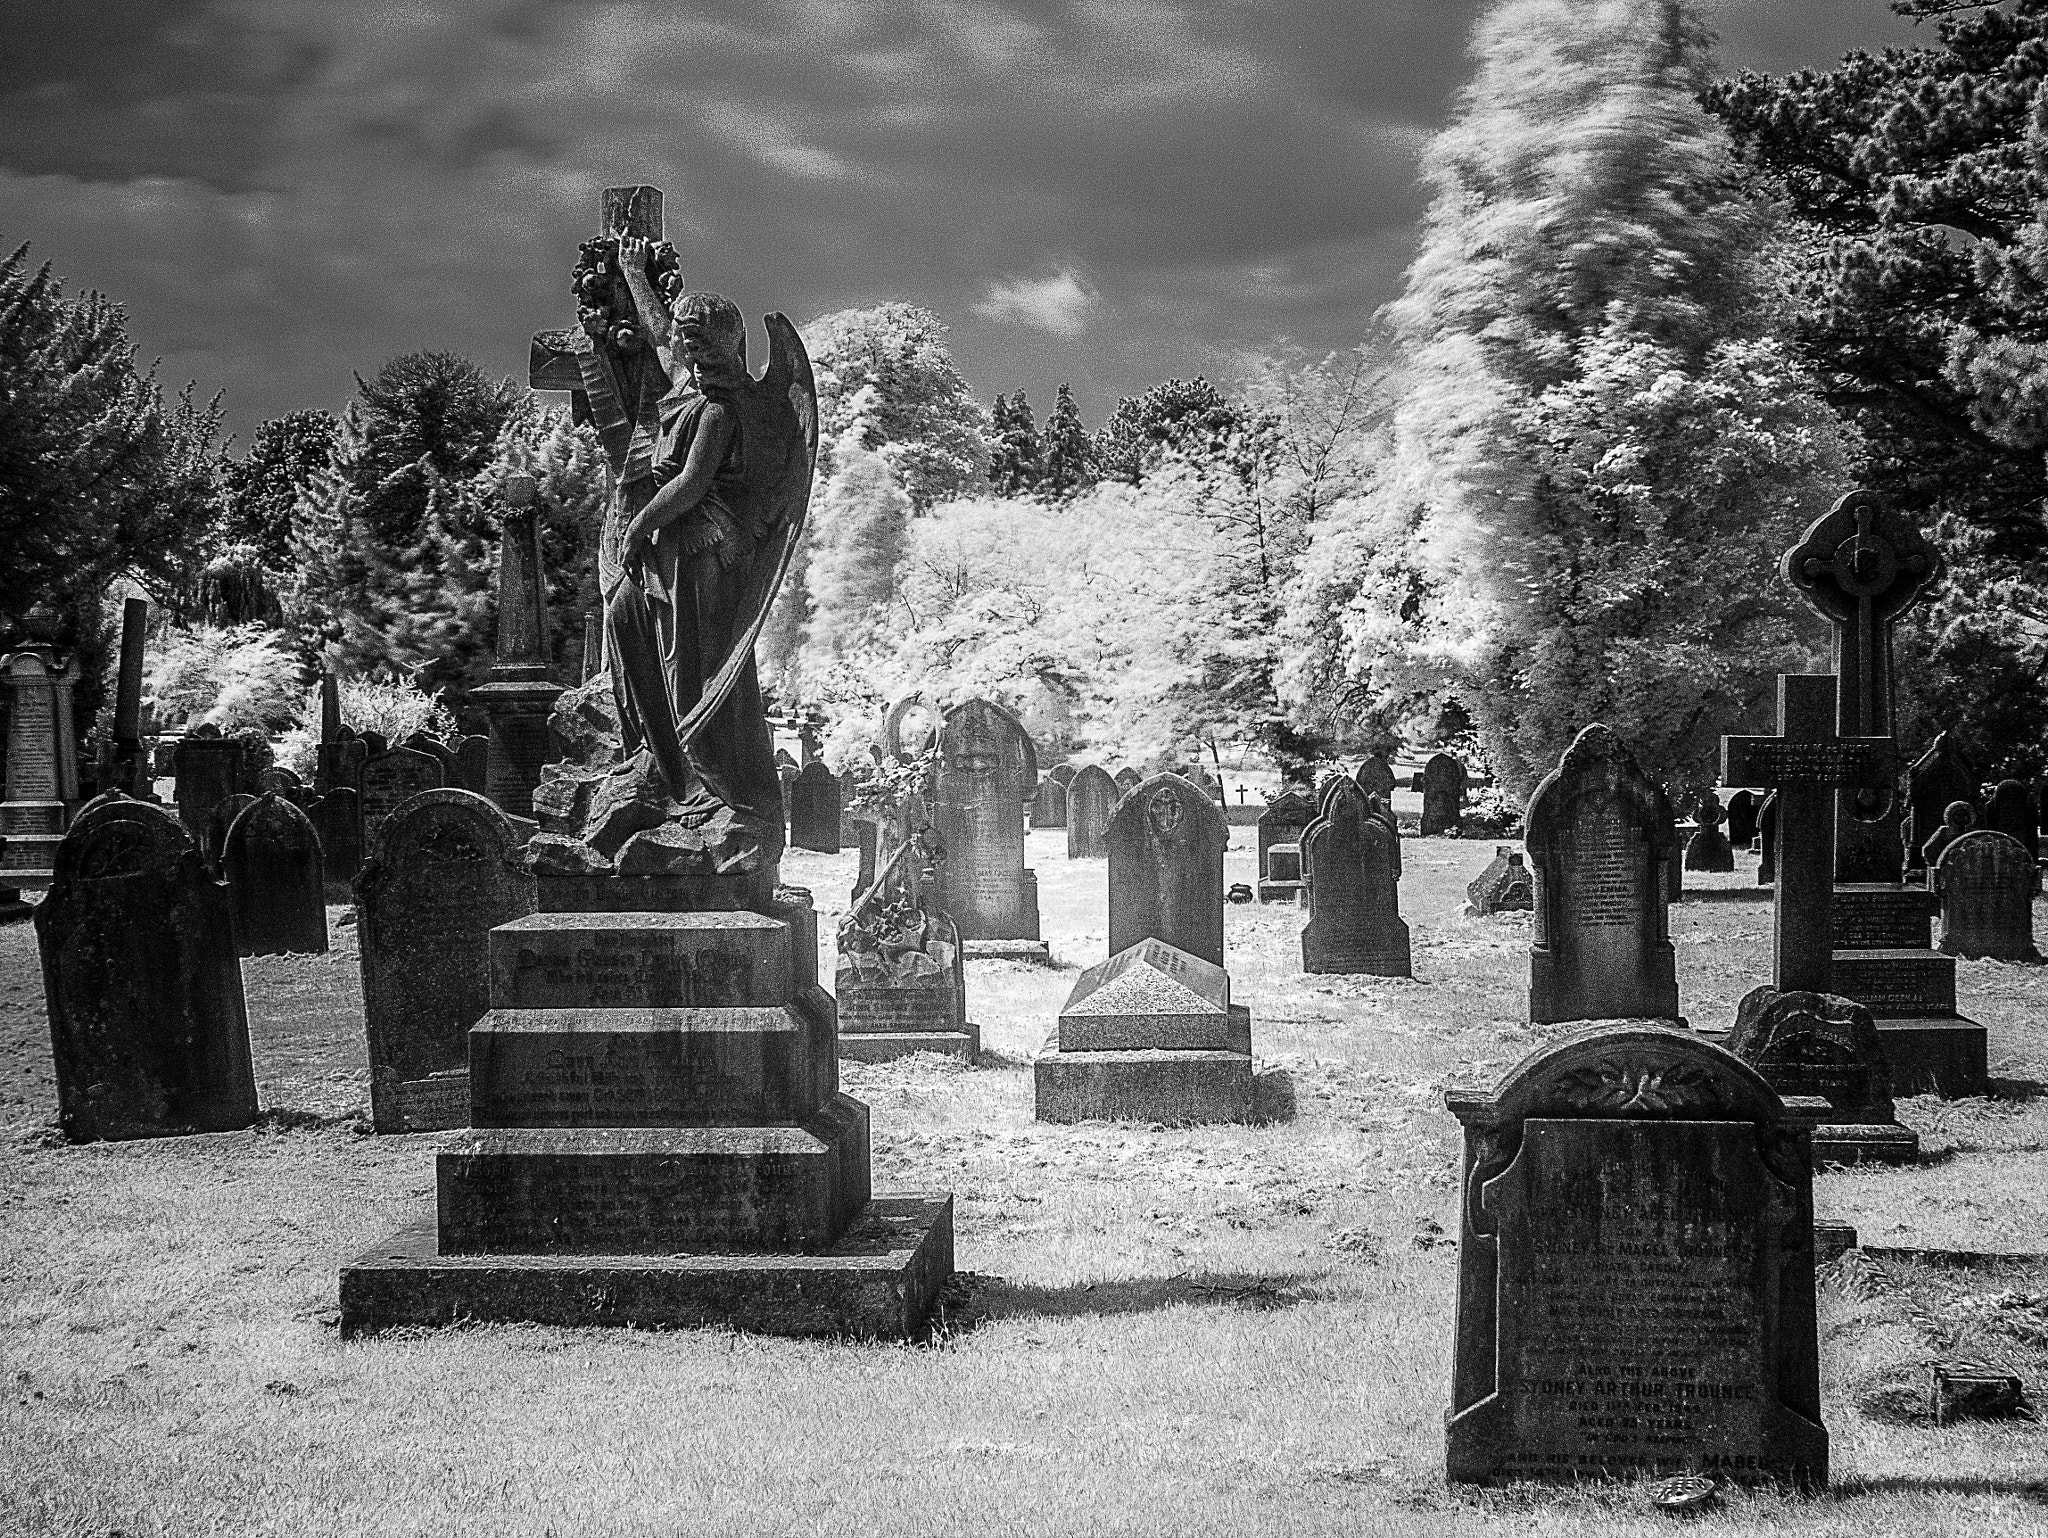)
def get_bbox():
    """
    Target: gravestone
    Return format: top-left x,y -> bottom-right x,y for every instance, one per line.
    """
1683,790 -> 1736,873
1354,754 -> 1397,806
1036,937 -> 1252,1124
837,900 -> 973,1063
1113,767 -> 1142,794
1256,789 -> 1315,903
1904,733 -> 1977,877
1444,1024 -> 1827,1488
34,795 -> 259,1141
221,793 -> 329,956
1300,778 -> 1410,976
1468,846 -> 1534,915
0,647 -> 74,902
1727,987 -> 1916,1165
1048,763 -> 1076,787
257,765 -> 305,802
1725,789 -> 1760,849
356,789 -> 536,1133
360,747 -> 446,849
104,597 -> 153,798
453,734 -> 491,796
1935,830 -> 2041,963
1987,779 -> 2038,866
172,727 -> 244,849
1921,801 -> 1974,871
931,699 -> 1043,954
204,793 -> 255,873
325,728 -> 368,796
1784,491 -> 1941,883
1066,764 -> 1118,860
1524,725 -> 1680,1025
1106,773 -> 1228,967
1415,752 -> 1468,836
470,473 -> 565,819
788,761 -> 842,853
1030,774 -> 1068,829
308,787 -> 363,884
